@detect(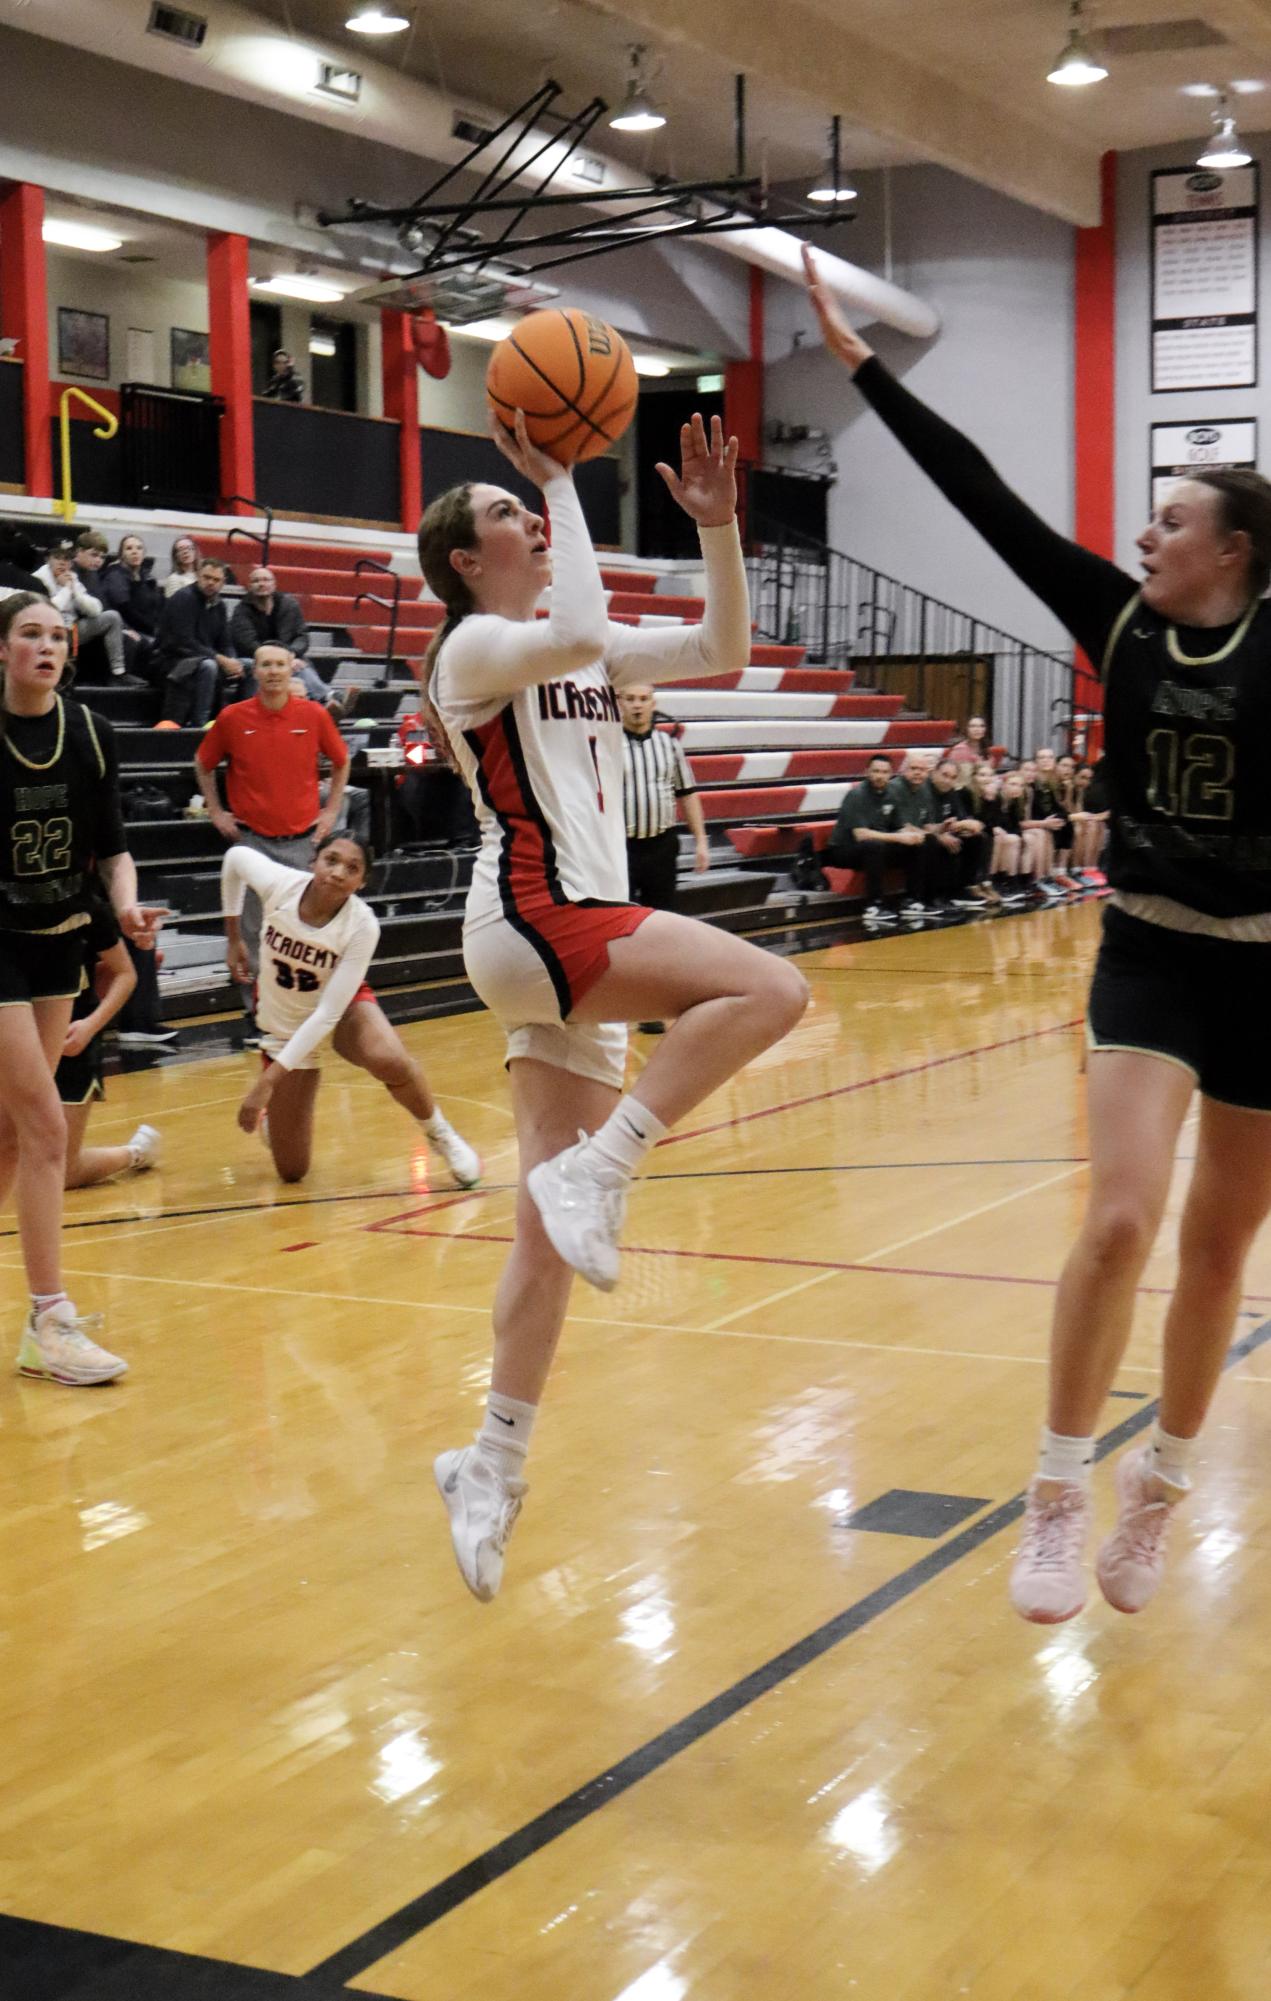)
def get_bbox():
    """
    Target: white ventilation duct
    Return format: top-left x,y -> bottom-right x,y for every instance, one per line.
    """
0,0 -> 939,339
